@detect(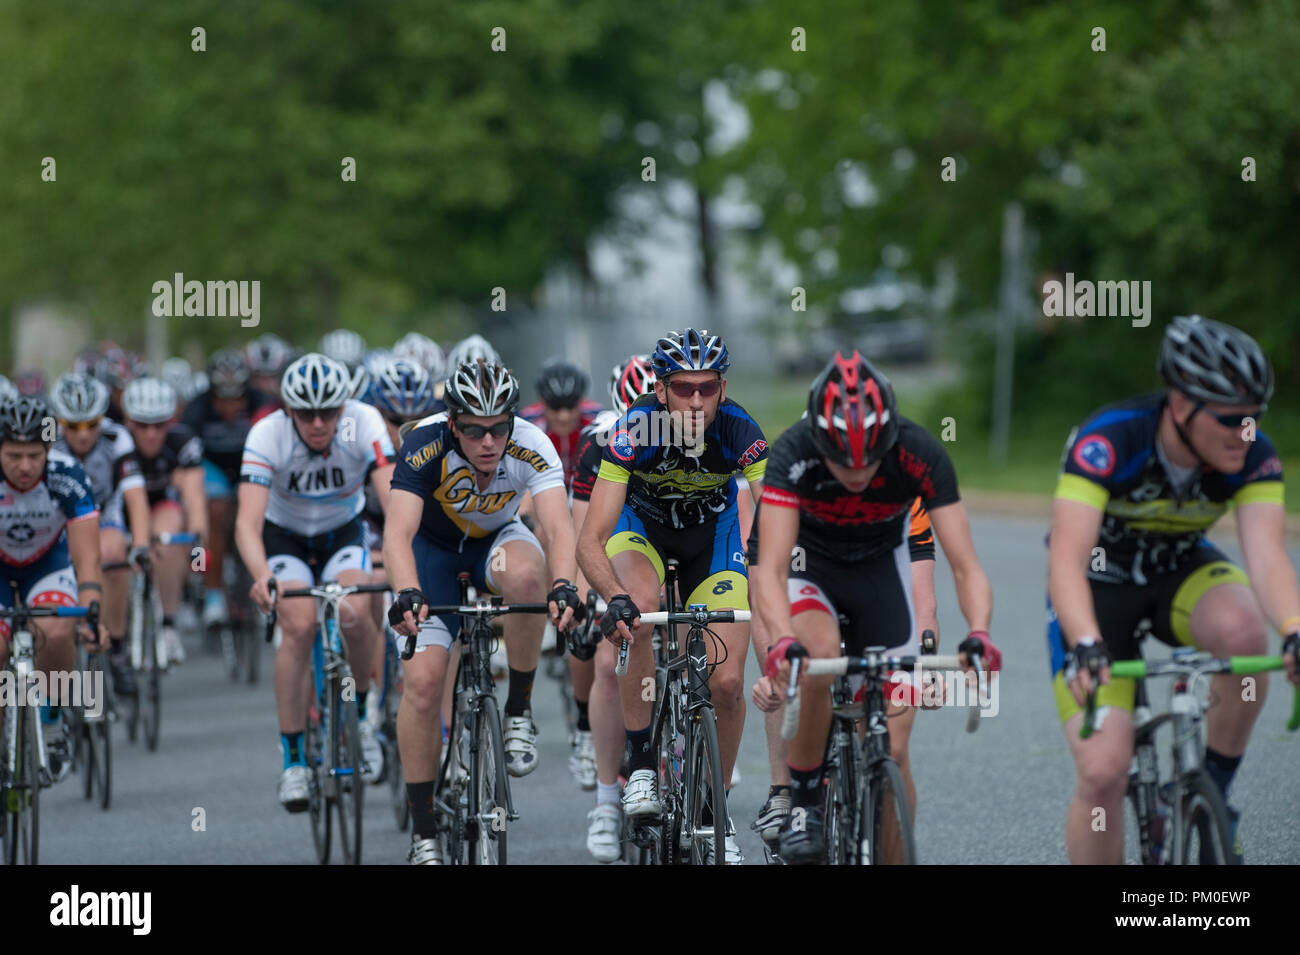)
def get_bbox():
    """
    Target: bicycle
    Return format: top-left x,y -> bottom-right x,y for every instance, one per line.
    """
265,577 -> 391,865
378,603 -> 409,830
615,560 -> 748,866
780,640 -> 971,864
399,573 -> 549,865
66,634 -> 114,812
1080,645 -> 1300,865
0,588 -> 94,864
